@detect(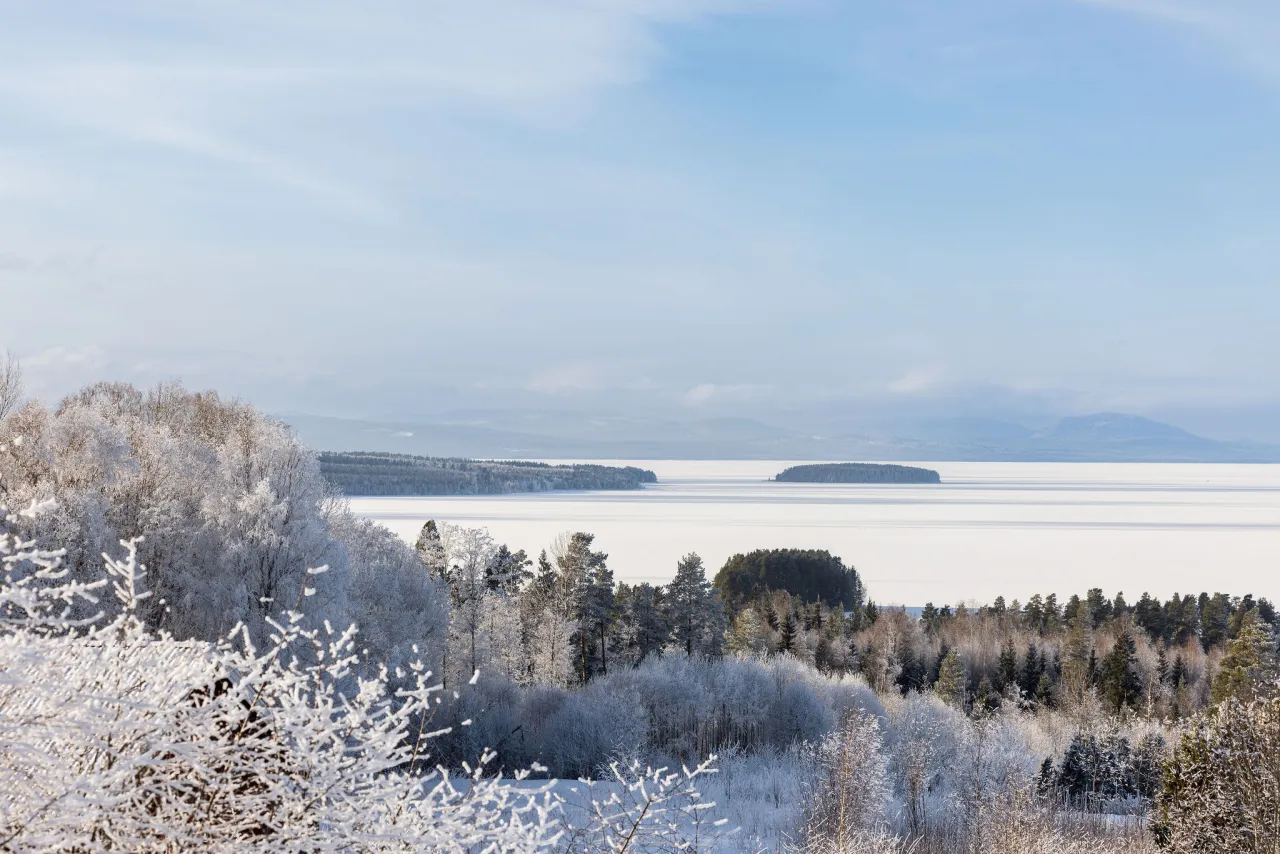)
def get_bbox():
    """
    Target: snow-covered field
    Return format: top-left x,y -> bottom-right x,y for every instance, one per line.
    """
352,461 -> 1280,604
